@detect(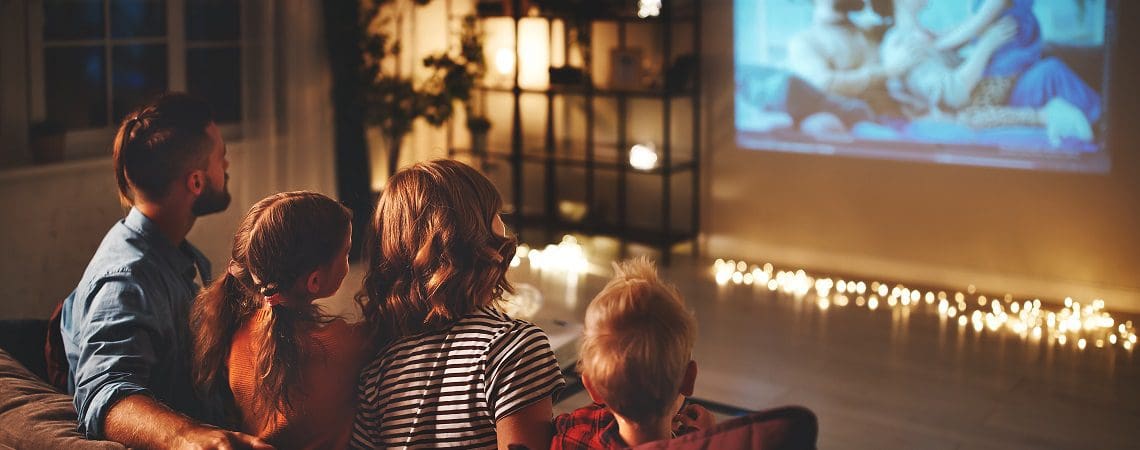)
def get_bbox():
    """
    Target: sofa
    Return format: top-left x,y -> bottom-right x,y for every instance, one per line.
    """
0,318 -> 125,449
